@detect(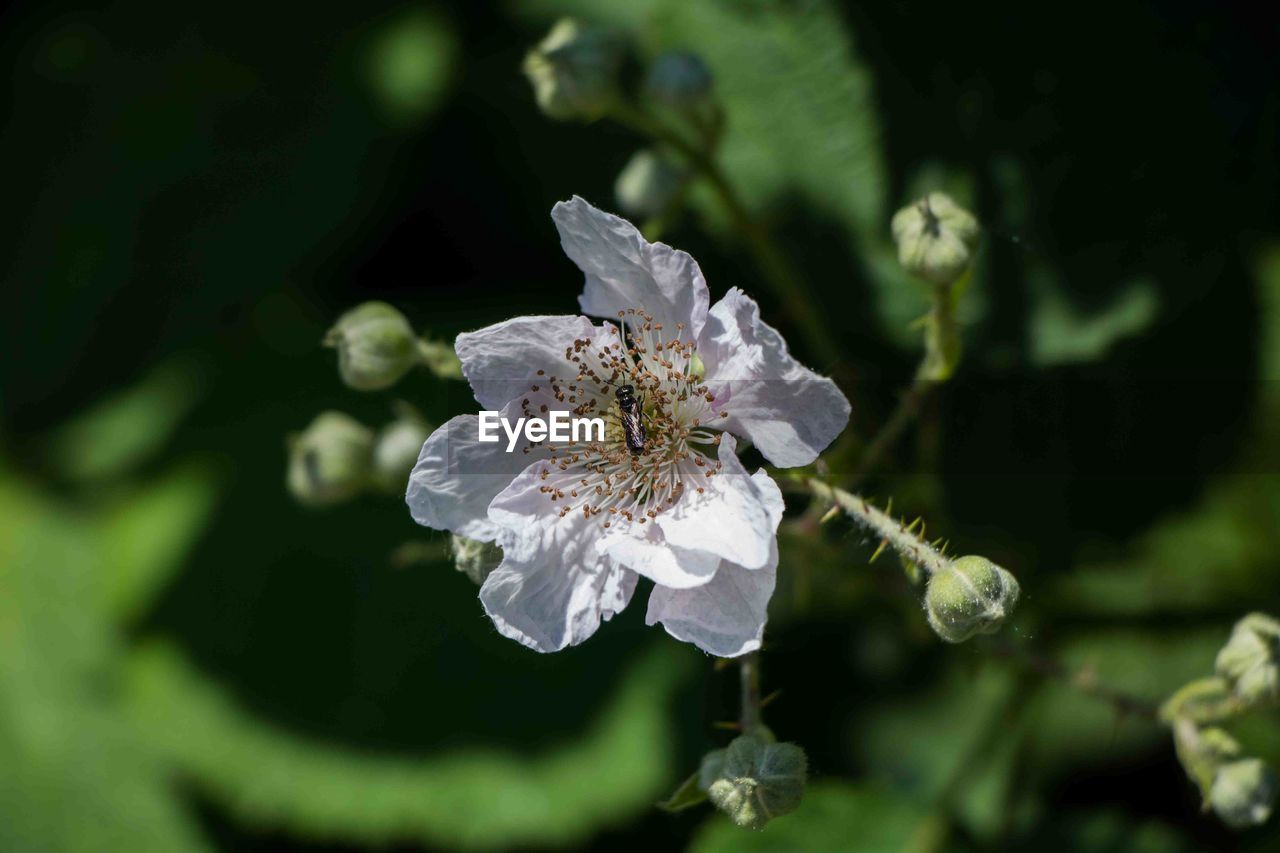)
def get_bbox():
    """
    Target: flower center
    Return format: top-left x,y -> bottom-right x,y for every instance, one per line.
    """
515,308 -> 729,528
